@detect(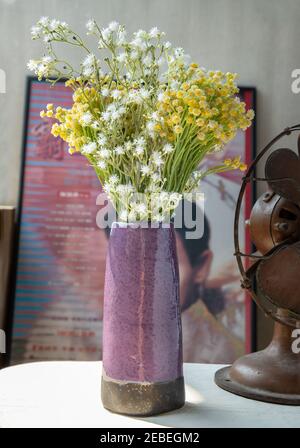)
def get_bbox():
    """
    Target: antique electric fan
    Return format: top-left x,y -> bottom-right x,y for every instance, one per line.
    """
215,124 -> 300,404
